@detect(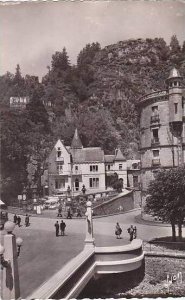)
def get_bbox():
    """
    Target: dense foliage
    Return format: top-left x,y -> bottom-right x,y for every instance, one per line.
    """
0,36 -> 185,203
145,167 -> 185,241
